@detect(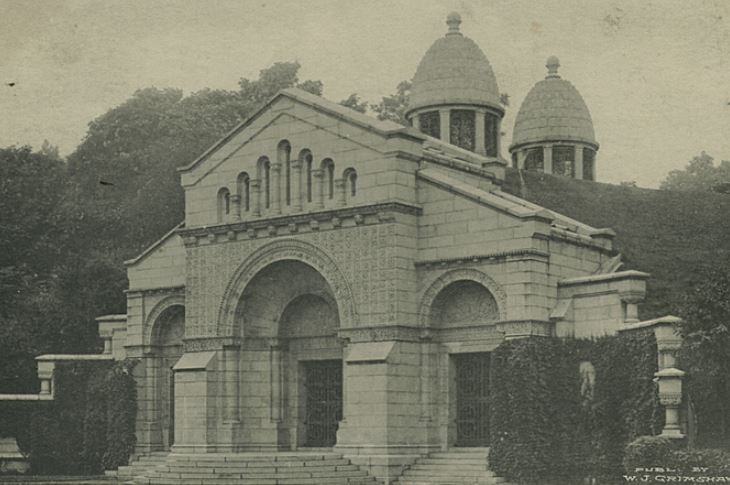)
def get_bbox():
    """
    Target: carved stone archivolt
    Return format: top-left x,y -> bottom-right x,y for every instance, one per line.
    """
217,238 -> 359,337
144,294 -> 186,346
417,268 -> 507,327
